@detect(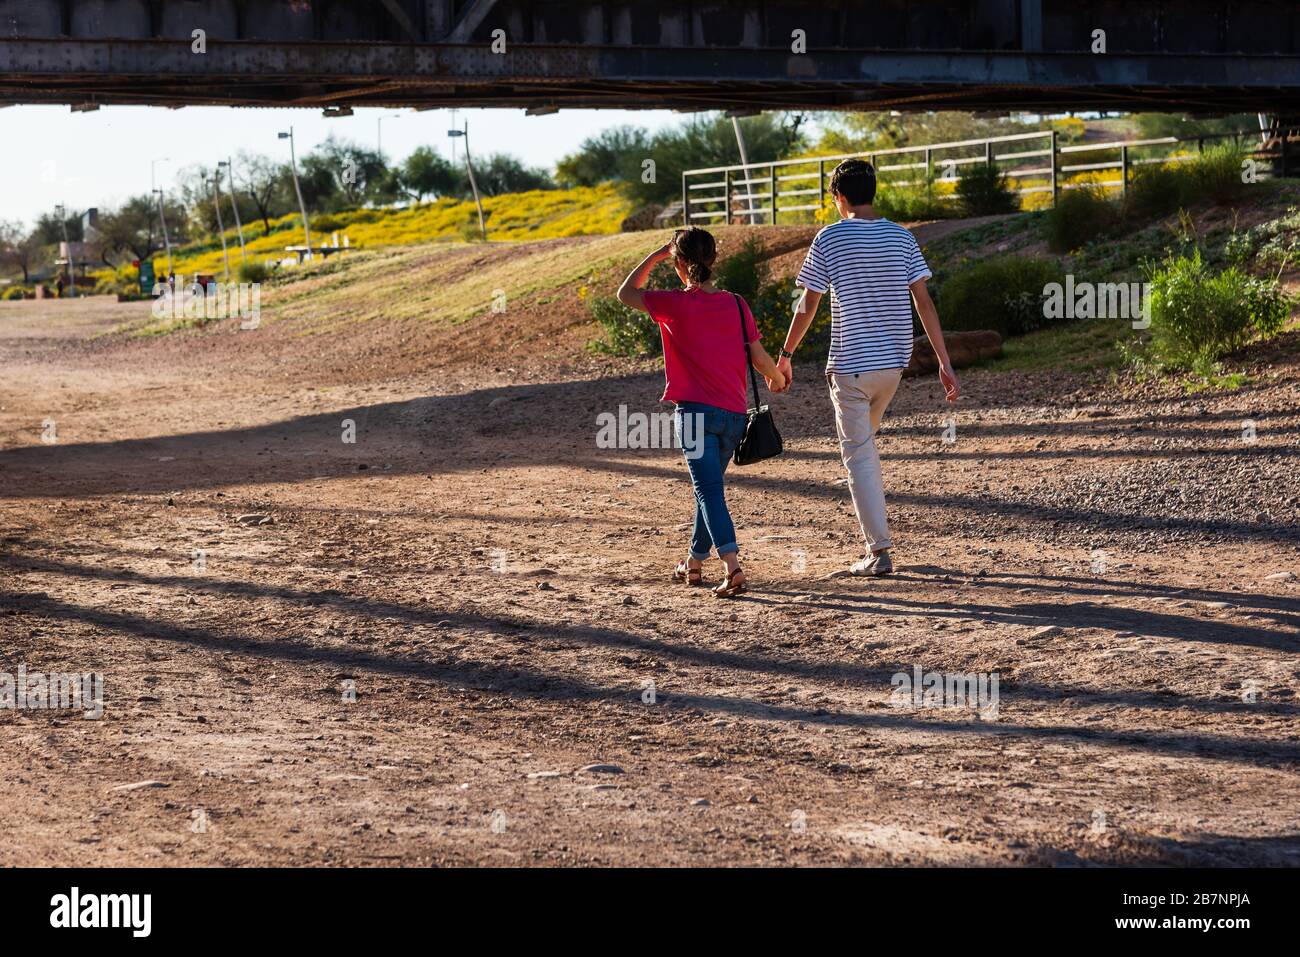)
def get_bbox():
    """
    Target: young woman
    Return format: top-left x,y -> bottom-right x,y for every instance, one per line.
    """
617,227 -> 785,597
